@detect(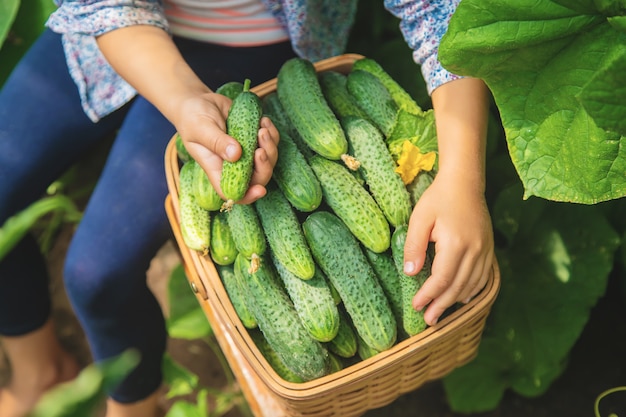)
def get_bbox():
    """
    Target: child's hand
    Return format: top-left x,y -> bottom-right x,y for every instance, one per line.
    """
175,92 -> 280,205
403,172 -> 494,326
